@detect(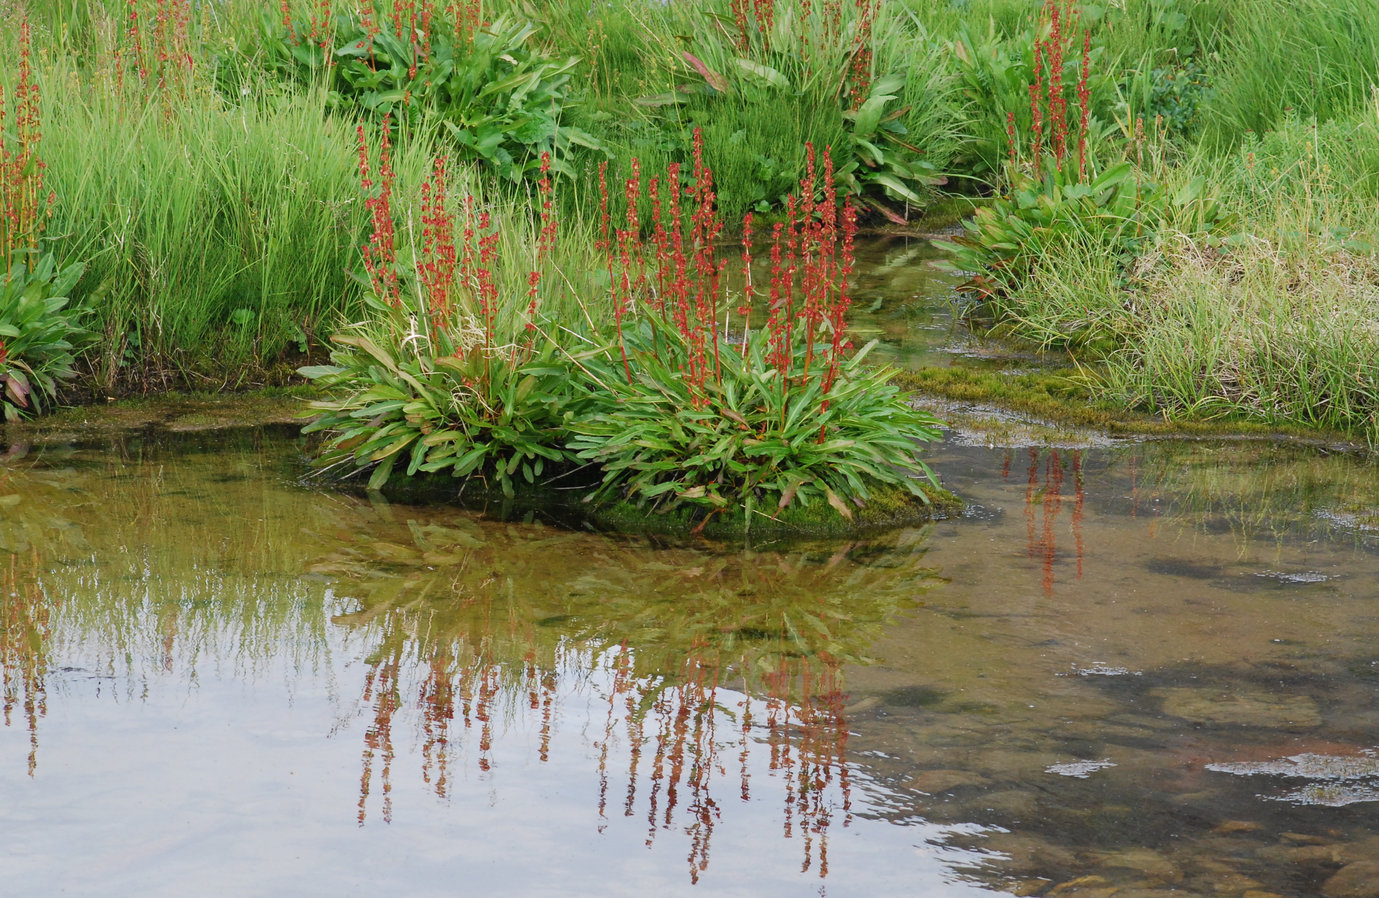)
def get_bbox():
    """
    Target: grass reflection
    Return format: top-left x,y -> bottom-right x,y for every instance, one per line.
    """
2,429 -> 942,882
0,432 -> 336,717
